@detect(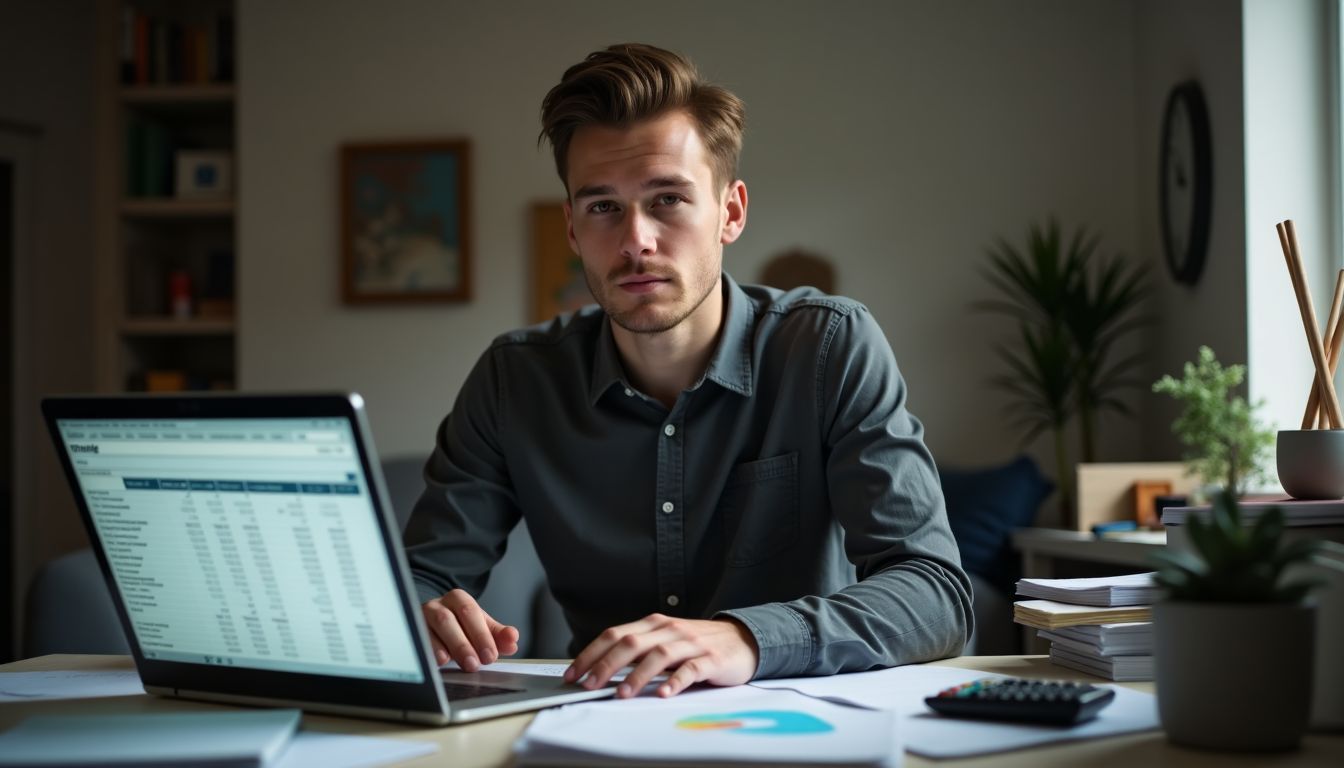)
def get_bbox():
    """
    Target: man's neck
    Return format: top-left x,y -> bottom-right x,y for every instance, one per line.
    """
613,278 -> 725,409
